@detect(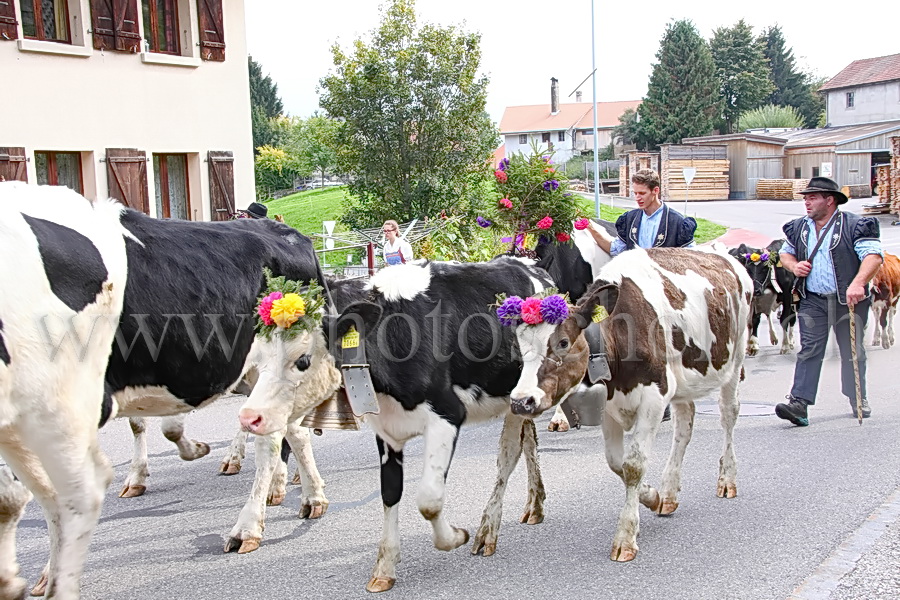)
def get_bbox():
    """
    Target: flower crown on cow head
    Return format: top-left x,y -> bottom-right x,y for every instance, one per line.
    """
256,268 -> 325,341
495,289 -> 570,327
742,251 -> 777,267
